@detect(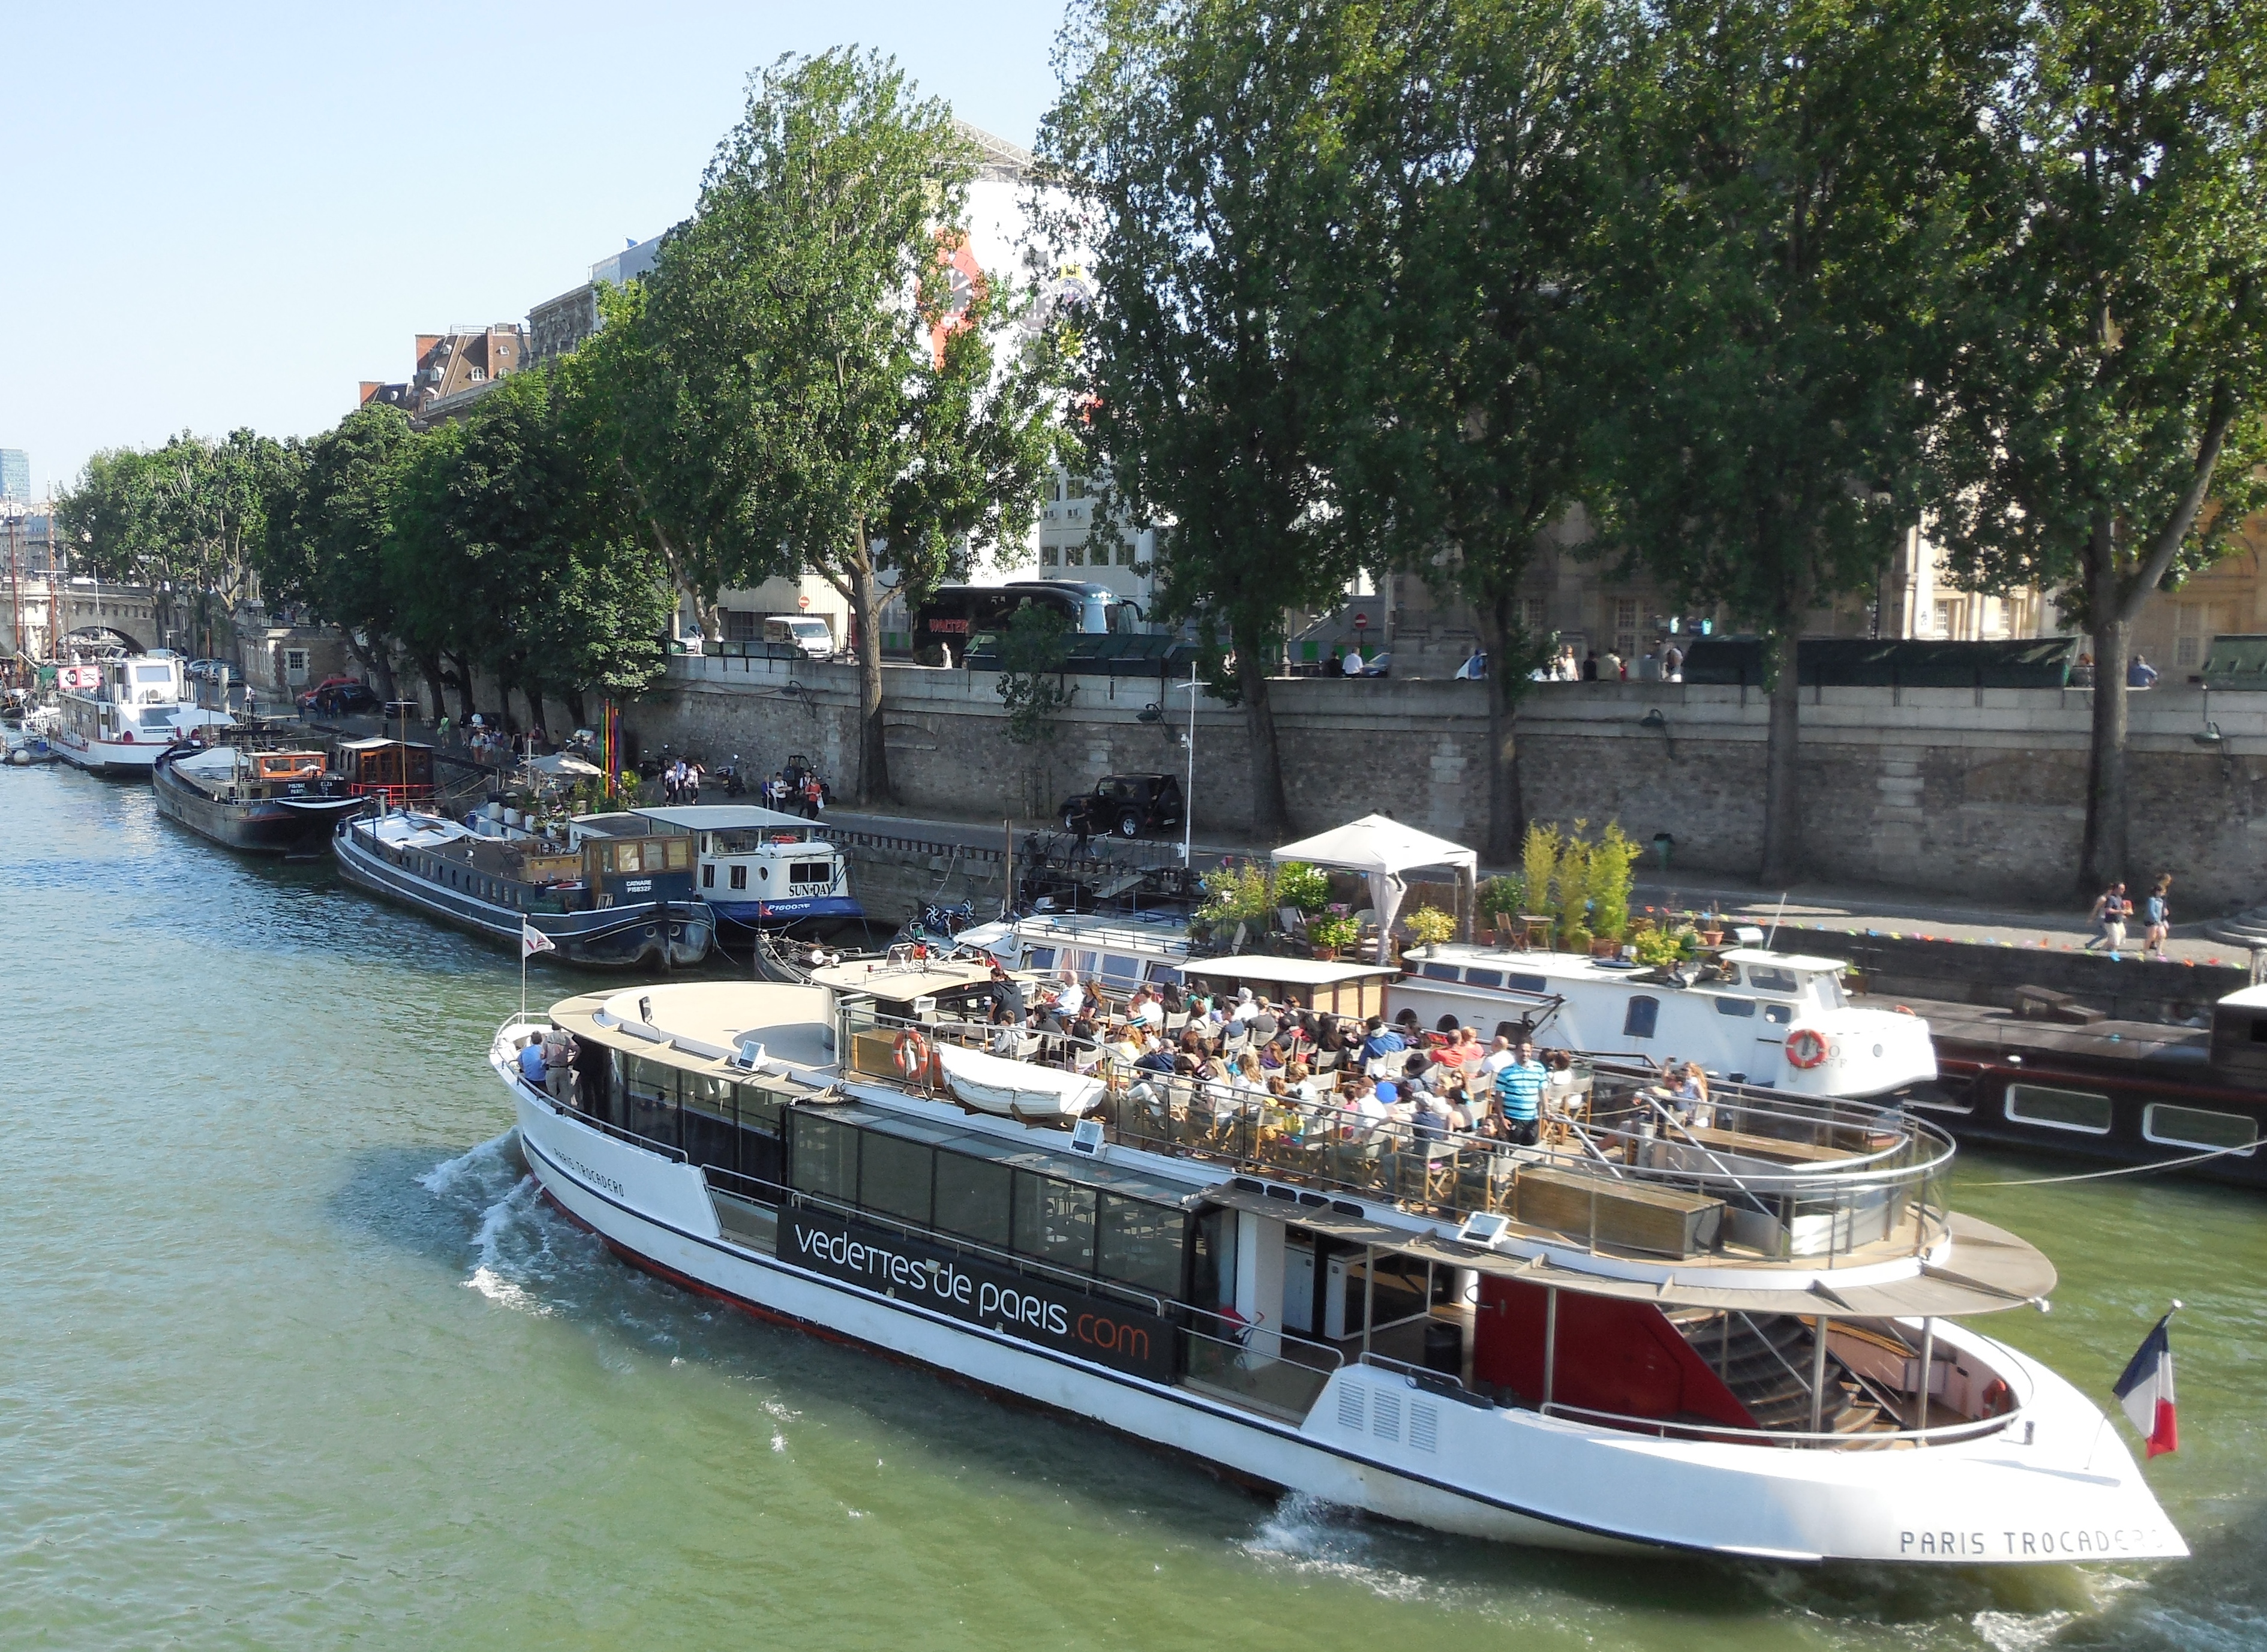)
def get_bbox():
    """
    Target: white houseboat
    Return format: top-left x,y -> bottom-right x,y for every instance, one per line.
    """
954,911 -> 1196,997
1391,944 -> 1937,1099
54,654 -> 233,776
581,805 -> 862,938
491,979 -> 2182,1567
